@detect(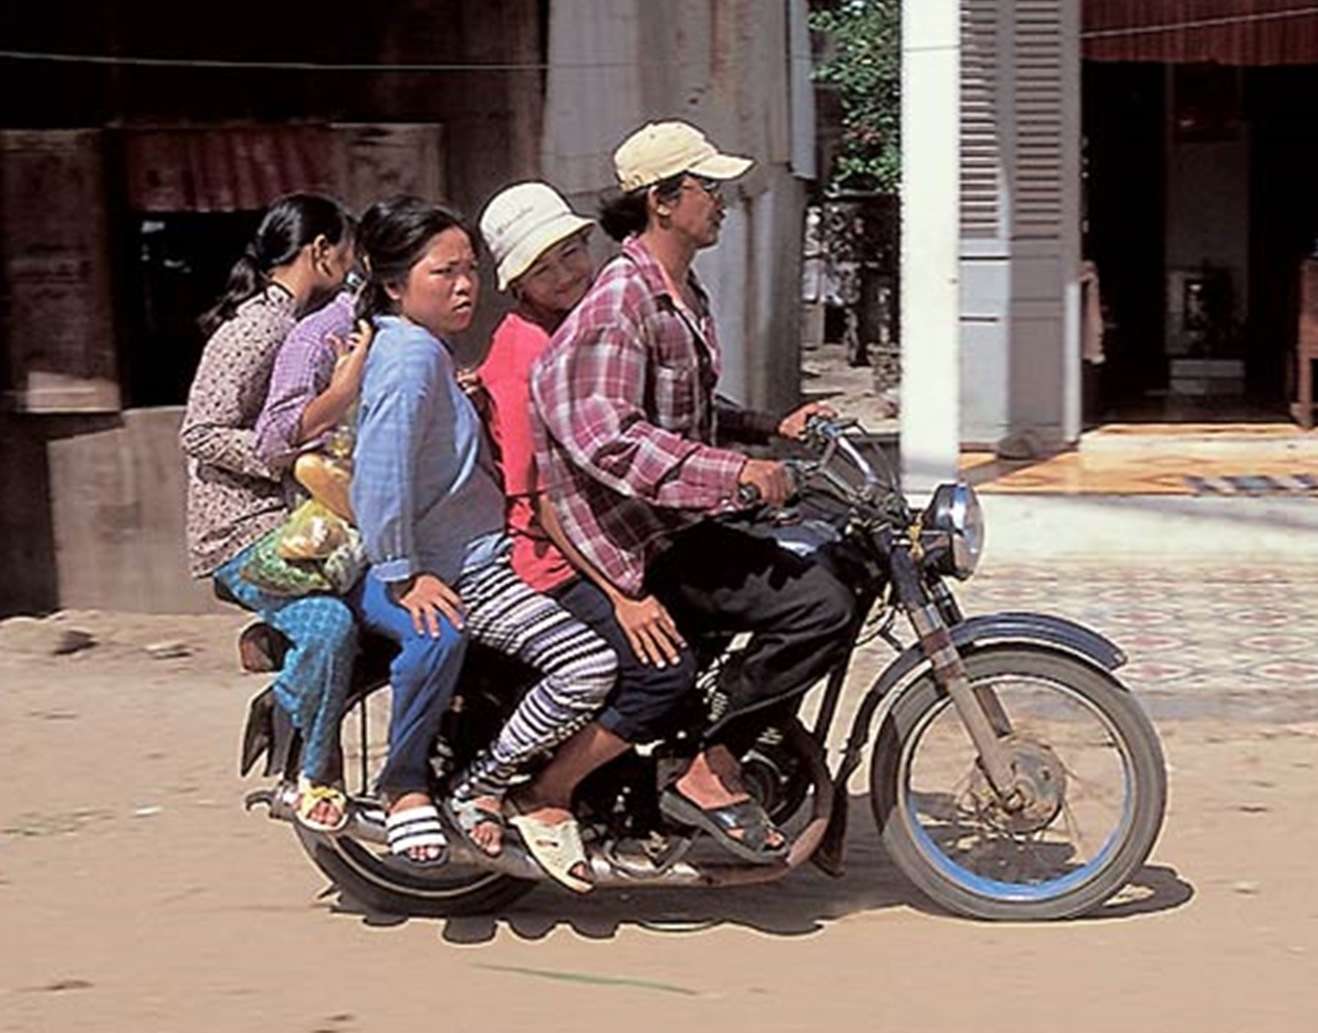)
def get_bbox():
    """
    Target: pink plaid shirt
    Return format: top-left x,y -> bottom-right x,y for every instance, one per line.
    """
531,236 -> 760,597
